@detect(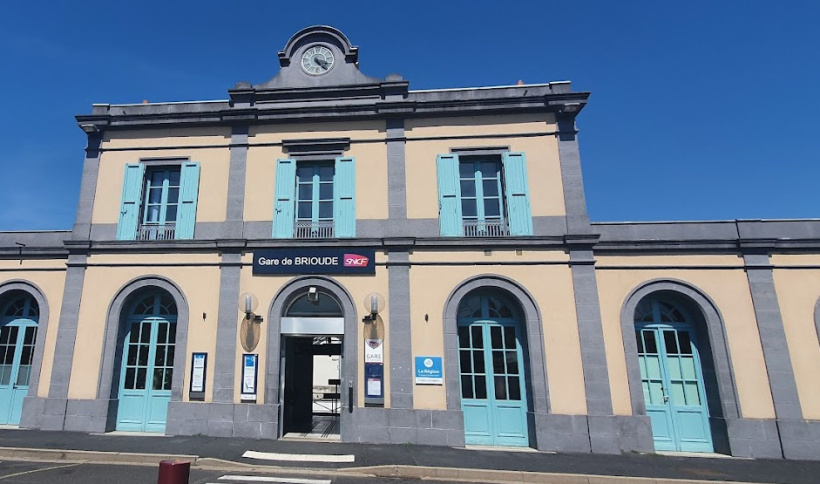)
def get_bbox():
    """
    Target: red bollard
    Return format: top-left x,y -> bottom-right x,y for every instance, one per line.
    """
157,460 -> 191,484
